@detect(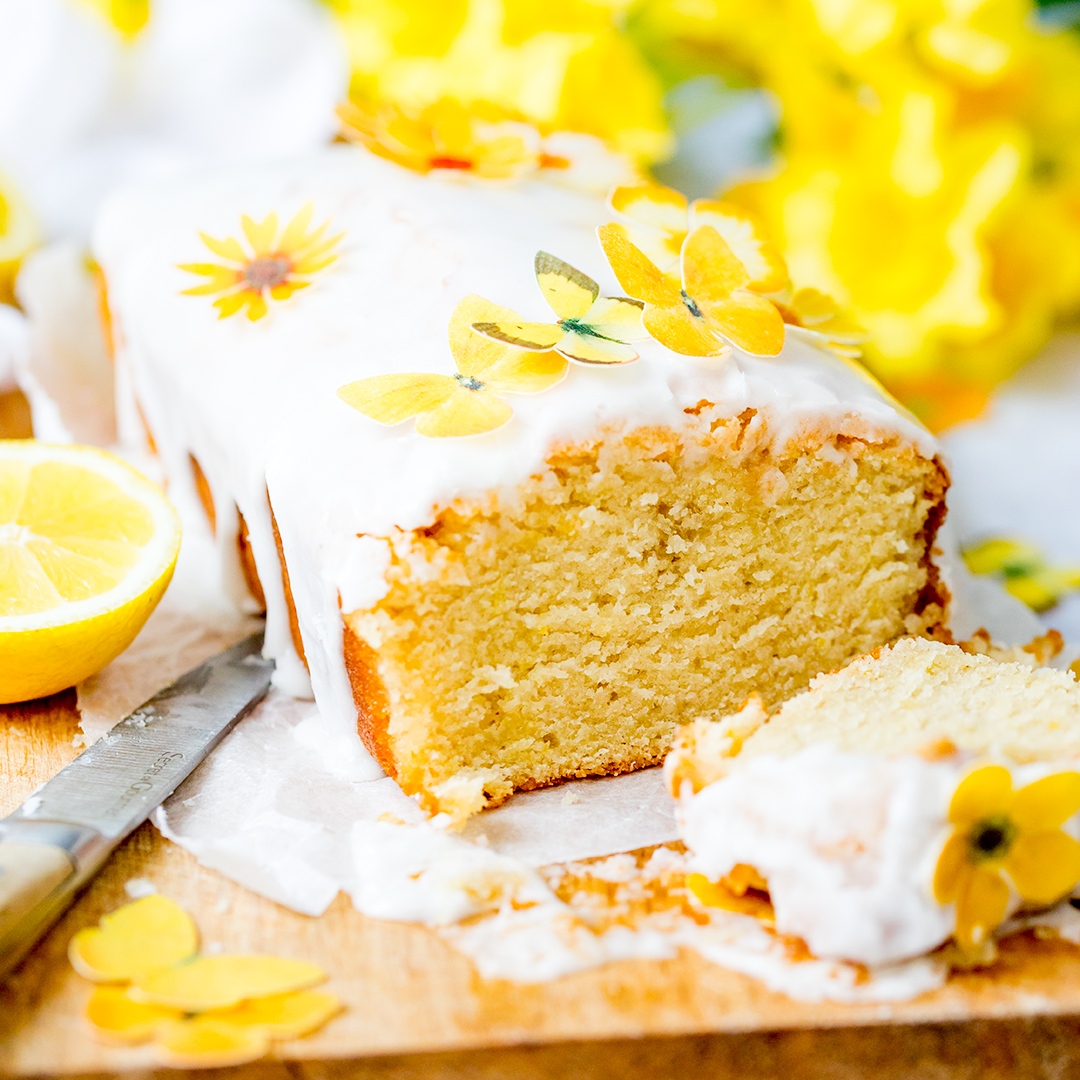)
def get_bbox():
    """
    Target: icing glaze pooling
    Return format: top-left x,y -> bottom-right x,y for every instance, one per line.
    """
93,146 -> 938,771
